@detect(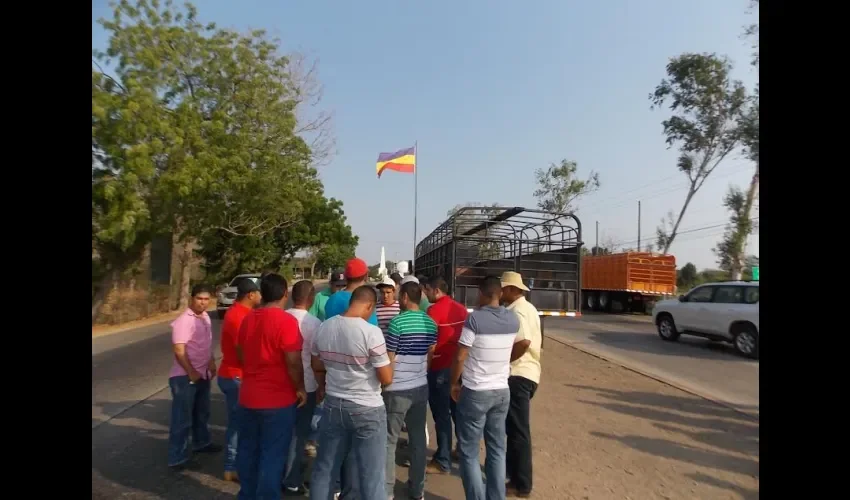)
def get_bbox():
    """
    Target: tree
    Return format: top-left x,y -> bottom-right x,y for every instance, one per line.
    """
92,0 -> 352,318
649,53 -> 748,254
533,159 -> 600,214
743,0 -> 759,68
677,262 -> 698,289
